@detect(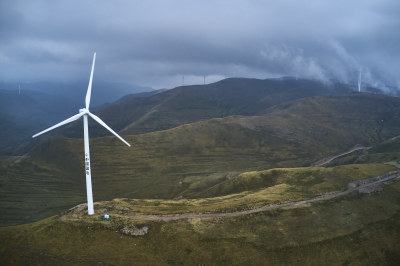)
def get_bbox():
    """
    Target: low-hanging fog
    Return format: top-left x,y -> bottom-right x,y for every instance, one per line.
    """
1,0 -> 399,91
